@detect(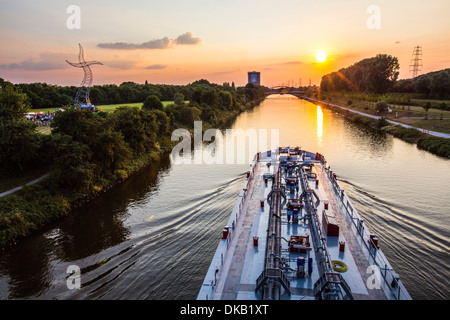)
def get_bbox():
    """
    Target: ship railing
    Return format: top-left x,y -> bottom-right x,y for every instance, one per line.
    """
199,156 -> 260,300
323,165 -> 410,300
